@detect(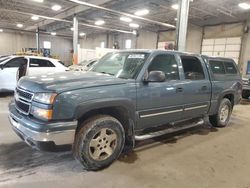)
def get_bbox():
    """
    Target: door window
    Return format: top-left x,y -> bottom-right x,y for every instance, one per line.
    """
224,61 -> 237,74
4,57 -> 27,68
148,54 -> 179,80
181,56 -> 205,80
29,59 -> 55,67
209,60 -> 226,74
